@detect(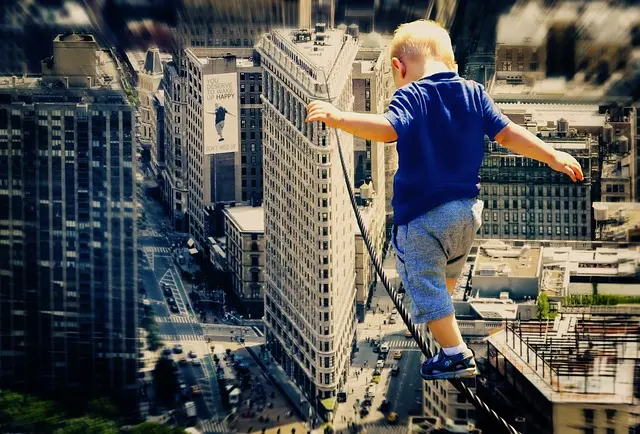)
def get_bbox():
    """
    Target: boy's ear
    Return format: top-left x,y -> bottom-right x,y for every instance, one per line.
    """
391,57 -> 405,77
